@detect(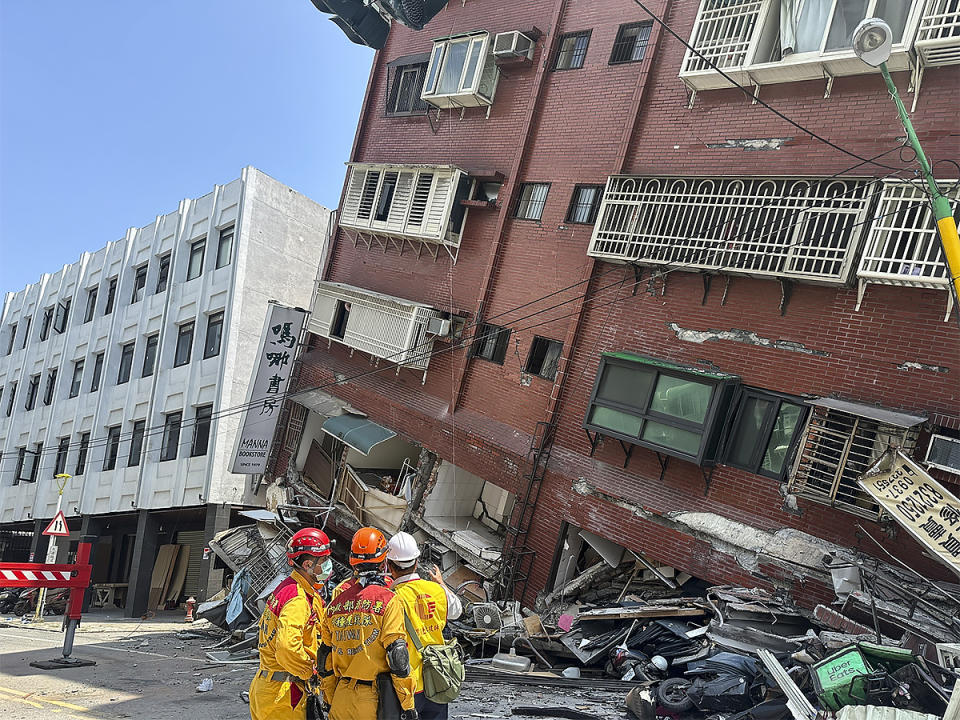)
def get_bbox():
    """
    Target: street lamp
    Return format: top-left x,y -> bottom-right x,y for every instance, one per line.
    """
853,18 -> 960,320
